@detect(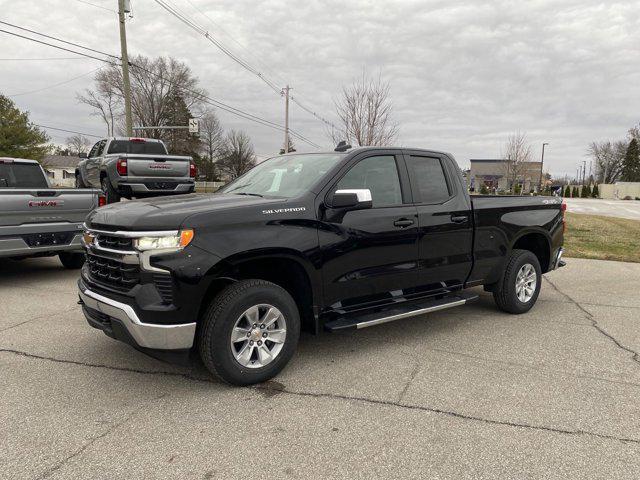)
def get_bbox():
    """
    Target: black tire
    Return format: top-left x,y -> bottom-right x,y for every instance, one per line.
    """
199,279 -> 300,386
101,176 -> 121,204
492,249 -> 542,314
59,252 -> 85,269
75,173 -> 86,188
